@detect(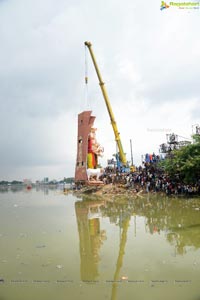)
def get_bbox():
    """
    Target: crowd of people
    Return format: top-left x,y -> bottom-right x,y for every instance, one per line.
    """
101,159 -> 200,196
